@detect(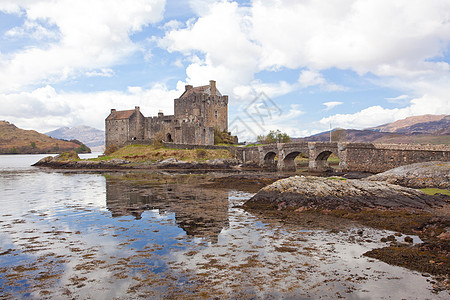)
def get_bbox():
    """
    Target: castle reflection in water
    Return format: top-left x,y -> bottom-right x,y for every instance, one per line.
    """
105,176 -> 230,243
